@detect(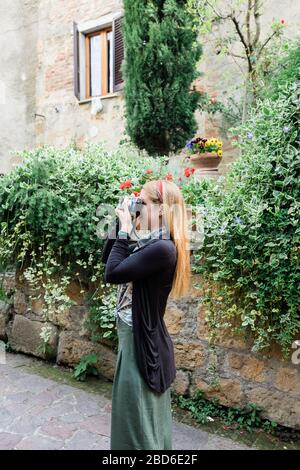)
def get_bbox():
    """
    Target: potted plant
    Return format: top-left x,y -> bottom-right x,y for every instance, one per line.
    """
185,137 -> 223,171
